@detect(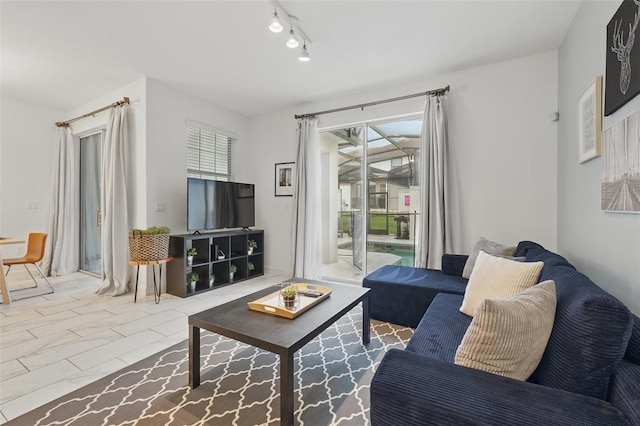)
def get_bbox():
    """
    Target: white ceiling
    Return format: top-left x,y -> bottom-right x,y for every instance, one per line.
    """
1,1 -> 581,117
